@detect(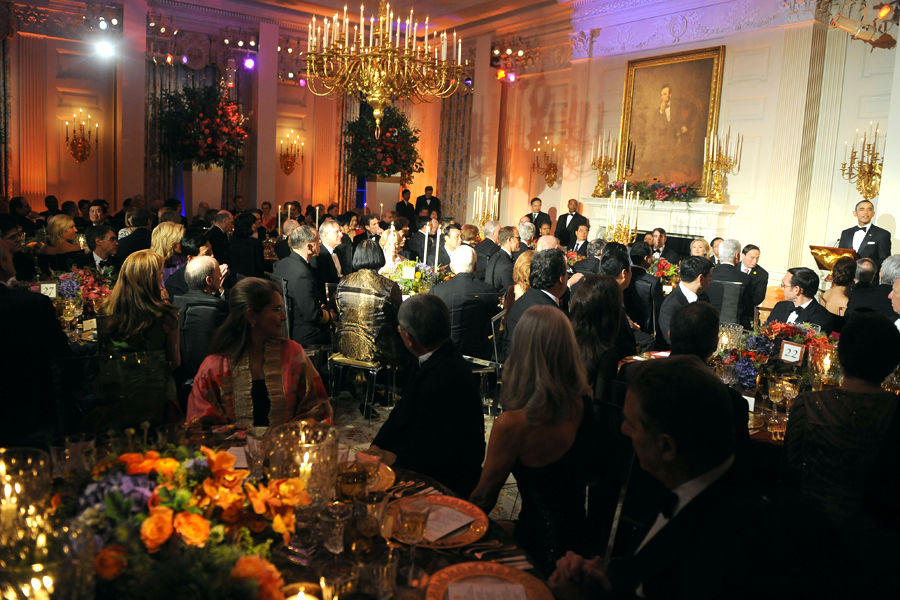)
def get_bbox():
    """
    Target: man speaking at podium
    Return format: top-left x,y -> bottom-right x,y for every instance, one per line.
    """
837,200 -> 891,265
